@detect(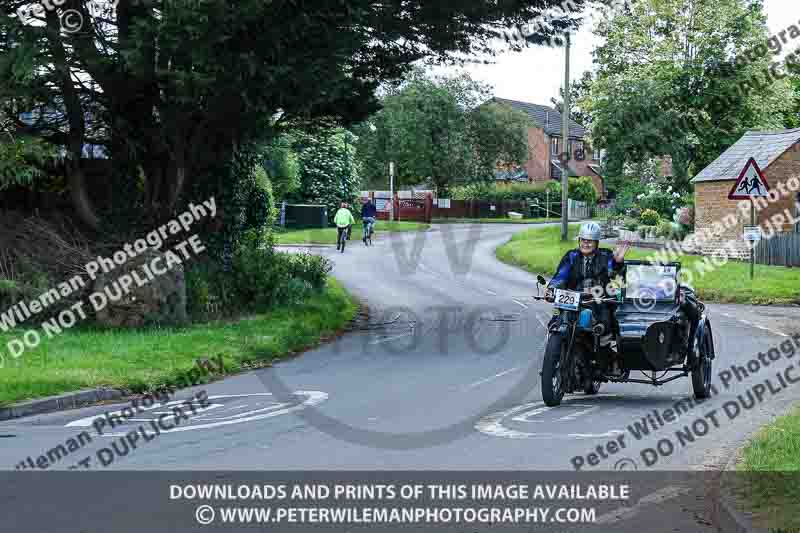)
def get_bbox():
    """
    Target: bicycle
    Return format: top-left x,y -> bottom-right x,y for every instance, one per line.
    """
362,217 -> 376,246
337,225 -> 351,253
